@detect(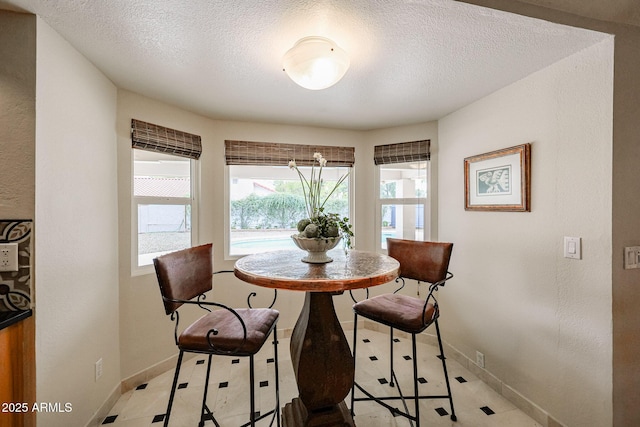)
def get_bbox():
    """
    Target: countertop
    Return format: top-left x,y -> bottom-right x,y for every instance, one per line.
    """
0,309 -> 33,331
